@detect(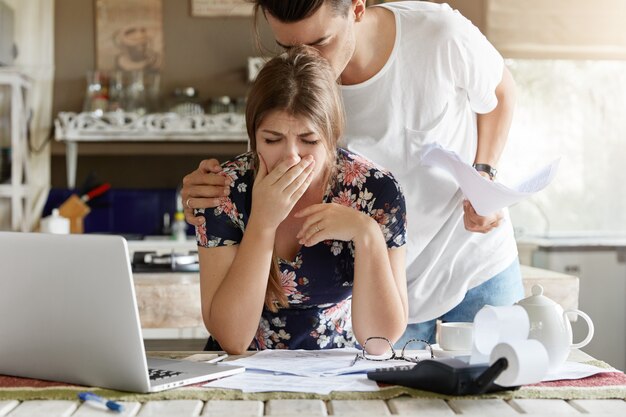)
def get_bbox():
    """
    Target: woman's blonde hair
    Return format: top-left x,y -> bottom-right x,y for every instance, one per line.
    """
245,45 -> 345,312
